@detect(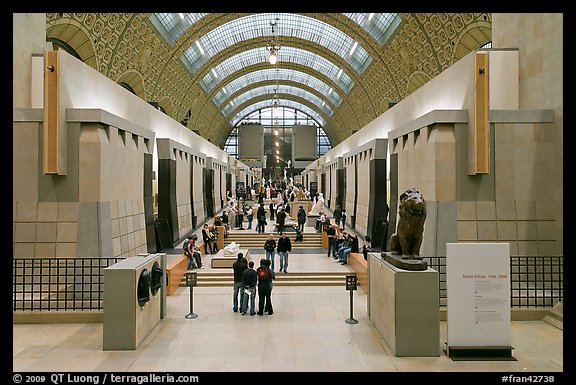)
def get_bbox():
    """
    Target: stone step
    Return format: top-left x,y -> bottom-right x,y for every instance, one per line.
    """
225,232 -> 323,236
180,271 -> 350,287
224,235 -> 323,248
198,280 -> 345,287
223,244 -> 322,248
542,315 -> 563,330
